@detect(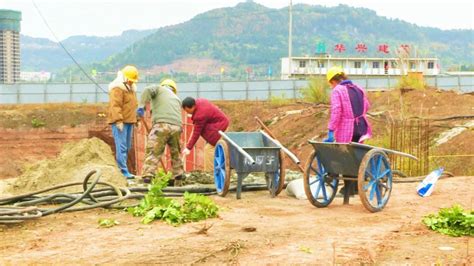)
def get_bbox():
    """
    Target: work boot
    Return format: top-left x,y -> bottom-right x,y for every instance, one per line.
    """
142,176 -> 152,184
173,175 -> 183,187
